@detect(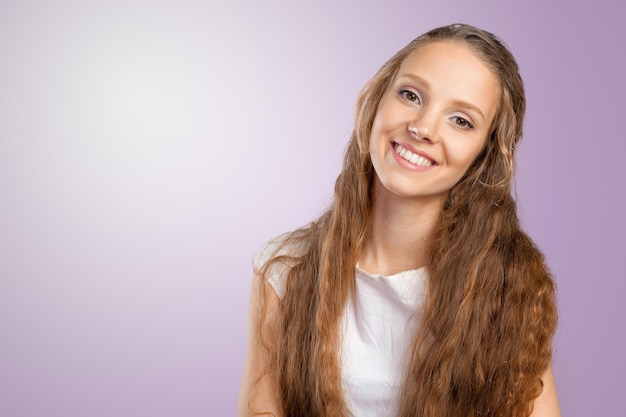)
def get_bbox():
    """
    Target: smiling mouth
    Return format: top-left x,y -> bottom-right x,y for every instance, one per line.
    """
393,142 -> 435,167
